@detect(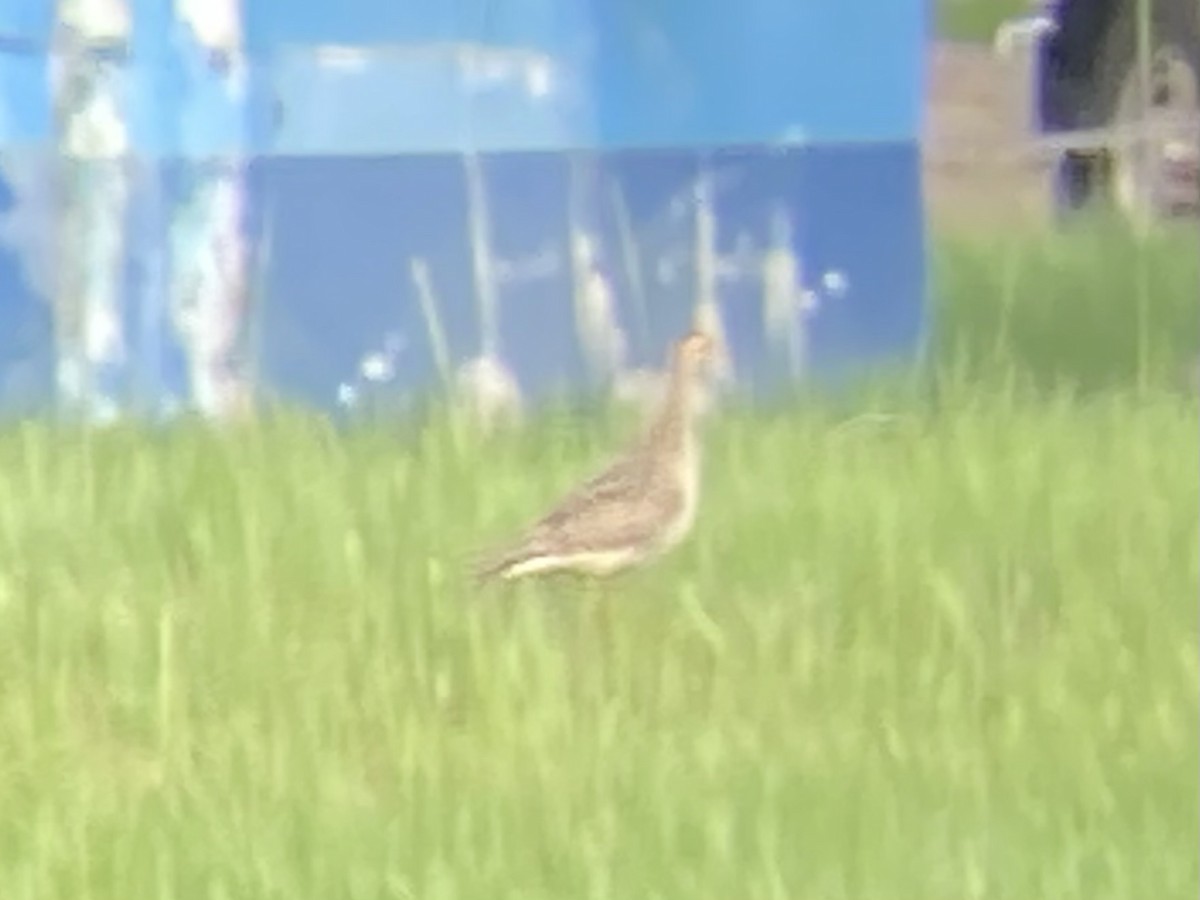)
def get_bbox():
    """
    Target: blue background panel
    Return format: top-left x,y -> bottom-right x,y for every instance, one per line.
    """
0,0 -> 928,419
247,144 -> 925,413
